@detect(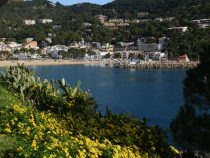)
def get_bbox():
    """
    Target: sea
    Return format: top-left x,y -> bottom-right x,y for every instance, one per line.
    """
29,64 -> 186,130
